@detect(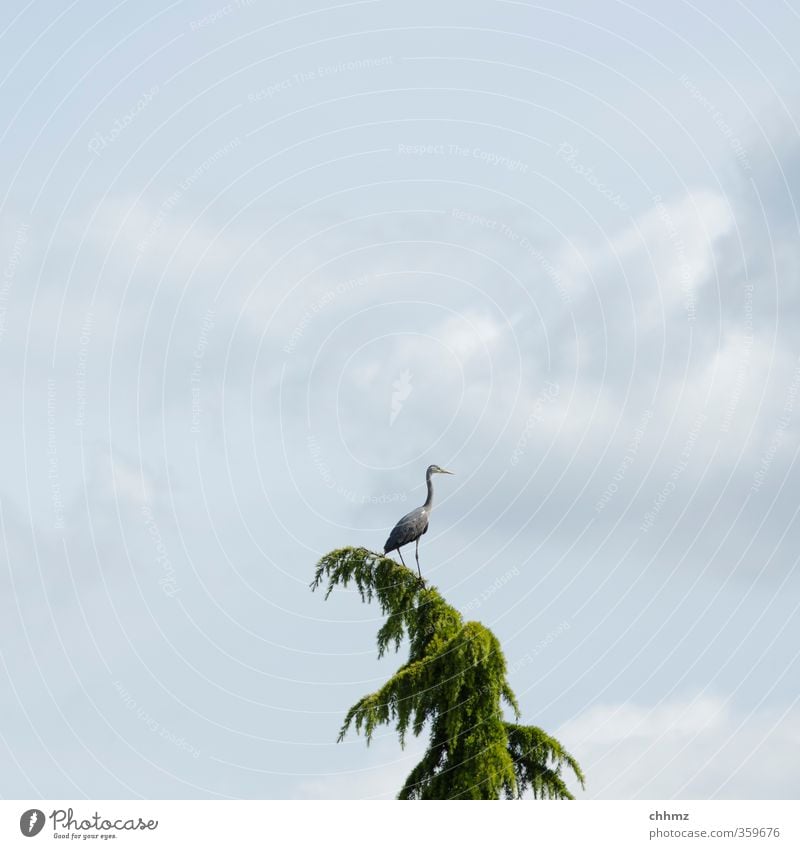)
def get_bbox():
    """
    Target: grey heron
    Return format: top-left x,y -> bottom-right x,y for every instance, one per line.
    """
383,464 -> 454,579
